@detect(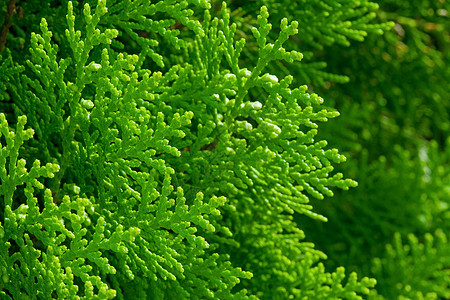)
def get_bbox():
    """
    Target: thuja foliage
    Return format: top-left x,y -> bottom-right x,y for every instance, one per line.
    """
287,0 -> 449,299
0,0 -> 448,299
